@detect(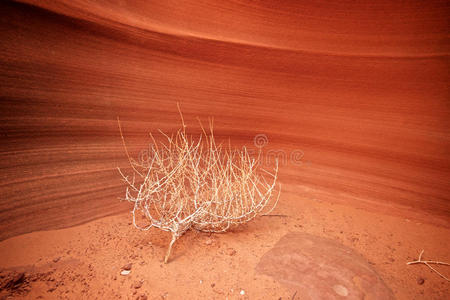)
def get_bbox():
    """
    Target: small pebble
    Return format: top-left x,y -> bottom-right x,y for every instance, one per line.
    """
133,281 -> 143,289
240,290 -> 245,295
12,272 -> 26,285
332,284 -> 348,296
227,248 -> 237,256
417,277 -> 425,285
